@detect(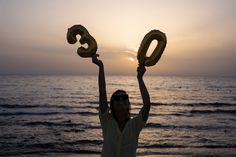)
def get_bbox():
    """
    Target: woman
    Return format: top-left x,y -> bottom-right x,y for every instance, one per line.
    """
92,54 -> 151,157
